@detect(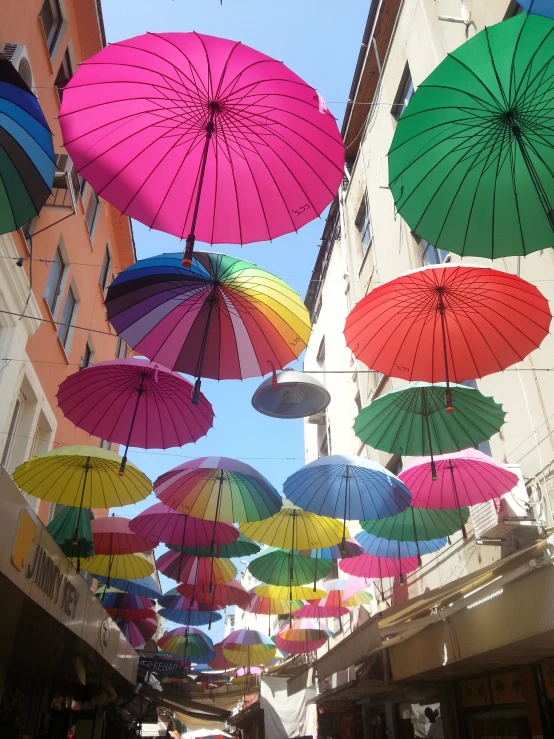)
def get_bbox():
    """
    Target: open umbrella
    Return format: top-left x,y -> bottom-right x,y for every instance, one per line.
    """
248,547 -> 333,587
59,32 -> 344,264
316,588 -> 373,609
221,630 -> 276,667
388,12 -> 554,258
106,606 -> 156,621
159,608 -> 222,627
158,627 -> 215,661
276,619 -> 330,654
13,446 -> 151,570
0,52 -> 55,234
95,575 -> 162,600
231,666 -> 263,686
177,581 -> 252,610
75,553 -> 154,580
240,506 -> 345,551
340,554 -> 420,585
96,589 -> 154,611
167,533 -> 260,558
160,588 -> 220,611
292,601 -> 349,618
345,264 -> 551,411
361,506 -> 470,543
354,382 -> 506,480
57,358 -> 214,473
156,552 -> 237,585
208,644 -> 236,671
297,538 -> 365,560
91,516 -> 157,555
284,456 -> 411,550
517,0 -> 554,17
47,506 -> 94,559
355,530 -> 446,566
253,584 -> 327,601
399,449 -> 518,539
106,254 -> 311,401
246,591 -> 303,636
118,616 -> 158,649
